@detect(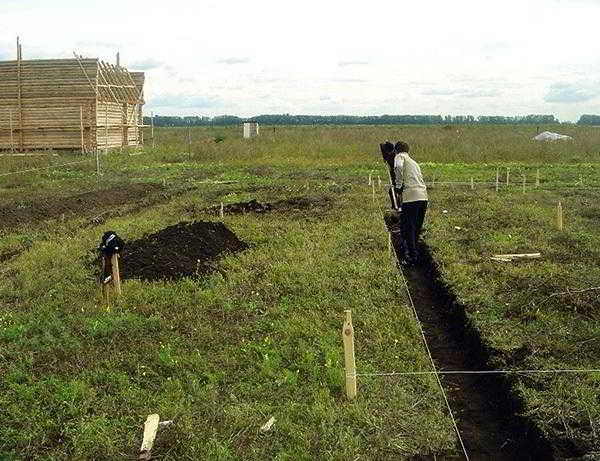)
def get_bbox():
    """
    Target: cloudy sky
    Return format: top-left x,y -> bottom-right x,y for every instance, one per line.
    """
1,0 -> 599,121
